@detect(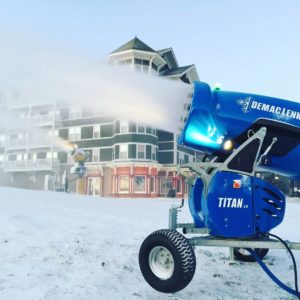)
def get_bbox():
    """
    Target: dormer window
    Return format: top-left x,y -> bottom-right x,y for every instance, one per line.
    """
134,59 -> 149,72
